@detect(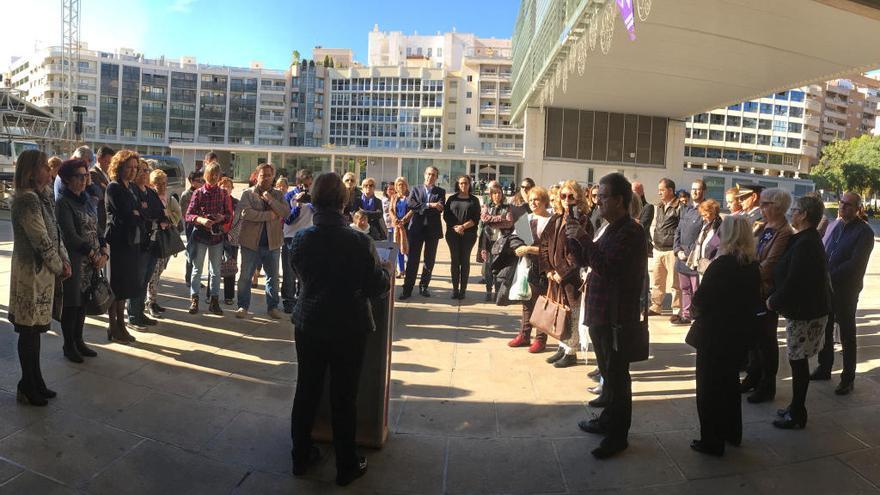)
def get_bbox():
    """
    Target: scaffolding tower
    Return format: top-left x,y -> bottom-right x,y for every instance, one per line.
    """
61,0 -> 81,143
